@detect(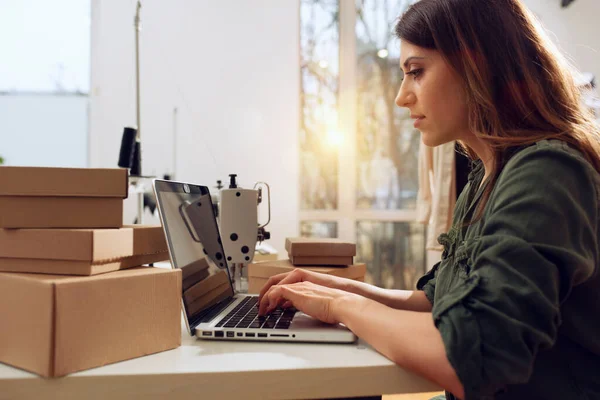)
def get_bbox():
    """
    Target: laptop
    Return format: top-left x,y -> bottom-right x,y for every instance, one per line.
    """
153,179 -> 357,343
